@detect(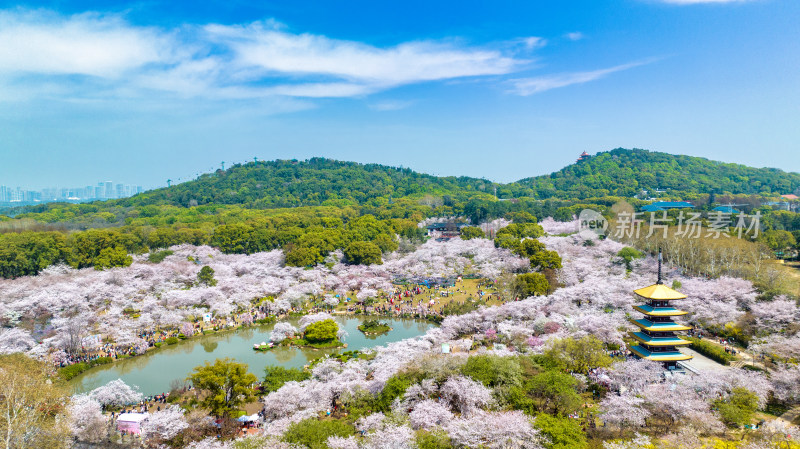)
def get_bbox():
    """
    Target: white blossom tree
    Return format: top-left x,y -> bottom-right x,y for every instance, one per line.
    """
89,379 -> 143,408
